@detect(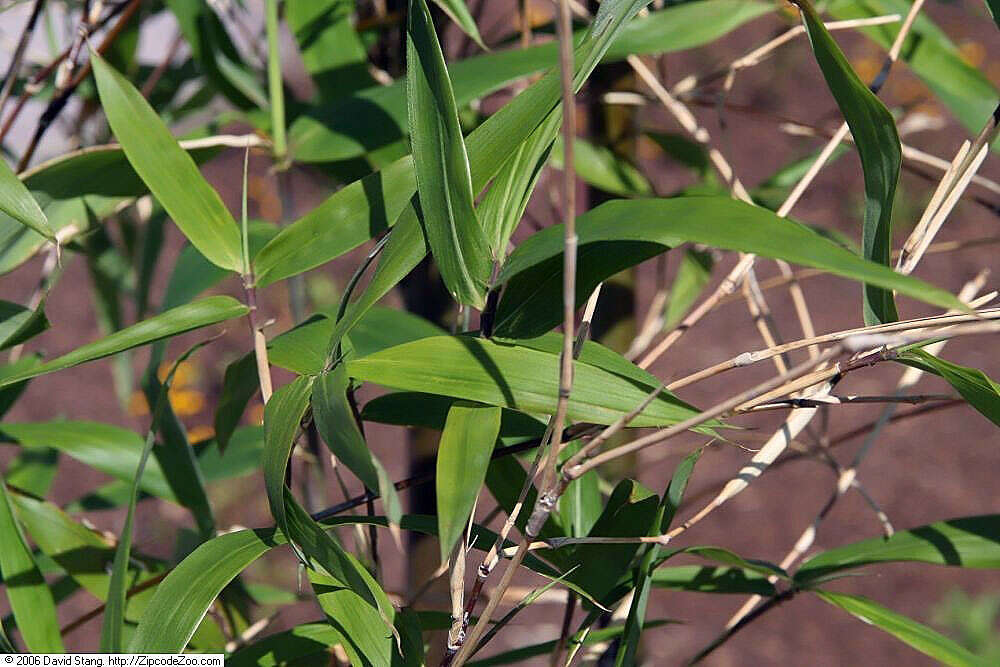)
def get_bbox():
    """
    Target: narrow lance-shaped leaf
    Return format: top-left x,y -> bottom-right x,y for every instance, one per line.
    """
286,0 -> 773,166
407,0 -> 492,308
0,300 -> 48,351
101,339 -> 212,652
436,402 -> 502,562
254,0 -> 671,288
494,197 -> 962,338
0,296 -> 248,389
312,366 -> 403,530
813,590 -> 981,666
91,50 -> 244,271
0,468 -> 64,652
896,350 -> 1000,427
796,514 -> 1000,584
432,0 -> 487,50
346,335 -> 708,428
261,376 -> 315,560
0,158 -> 52,241
793,0 -> 902,325
617,449 -> 702,666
